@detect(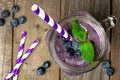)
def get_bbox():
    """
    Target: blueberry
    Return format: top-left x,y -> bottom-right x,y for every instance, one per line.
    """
106,67 -> 114,76
18,16 -> 26,24
0,18 -> 5,26
12,5 -> 20,13
67,48 -> 75,56
102,60 -> 110,69
1,10 -> 10,18
43,61 -> 51,69
37,67 -> 46,76
75,49 -> 81,56
71,41 -> 79,50
10,18 -> 19,27
63,41 -> 72,49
